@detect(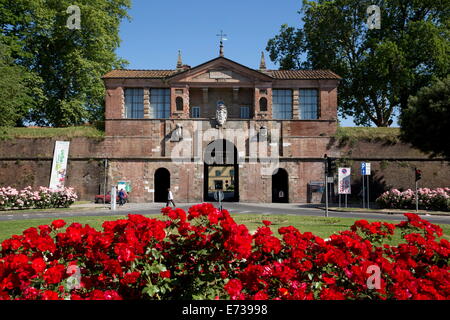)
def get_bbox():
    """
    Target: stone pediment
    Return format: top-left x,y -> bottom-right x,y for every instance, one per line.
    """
189,68 -> 251,83
168,56 -> 272,84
